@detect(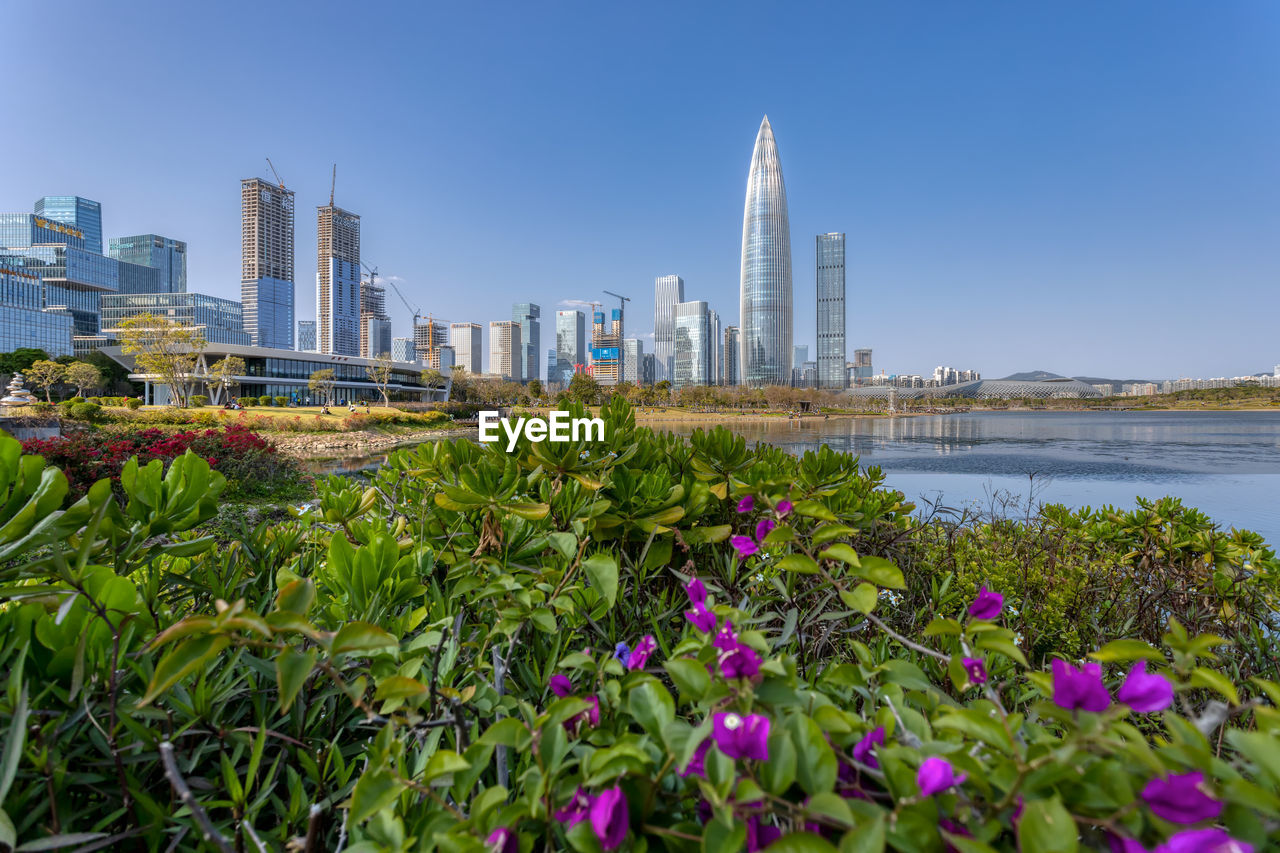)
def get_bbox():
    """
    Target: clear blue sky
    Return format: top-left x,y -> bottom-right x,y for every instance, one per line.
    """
3,1 -> 1277,379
